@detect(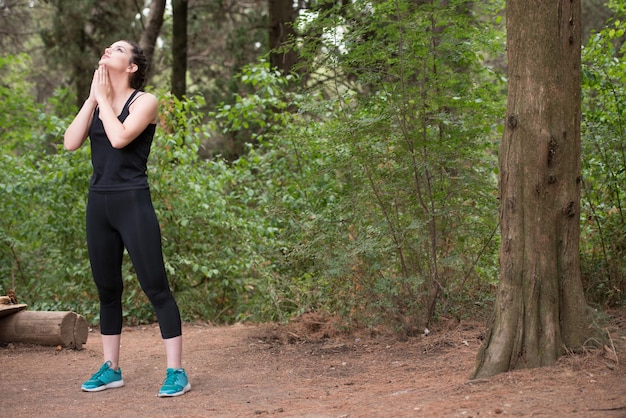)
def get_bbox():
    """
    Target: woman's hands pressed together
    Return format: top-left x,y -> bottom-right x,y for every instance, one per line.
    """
91,64 -> 111,106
